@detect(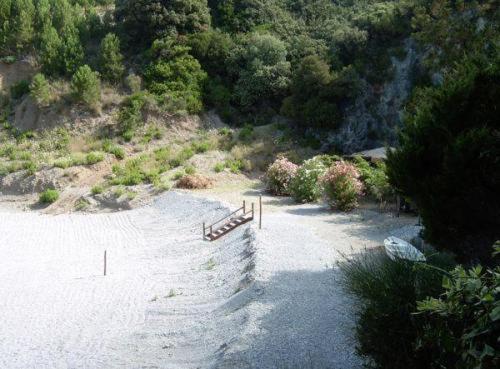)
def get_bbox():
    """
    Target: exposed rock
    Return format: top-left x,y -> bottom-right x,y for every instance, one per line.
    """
0,58 -> 36,92
0,167 -> 67,195
331,38 -> 421,153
